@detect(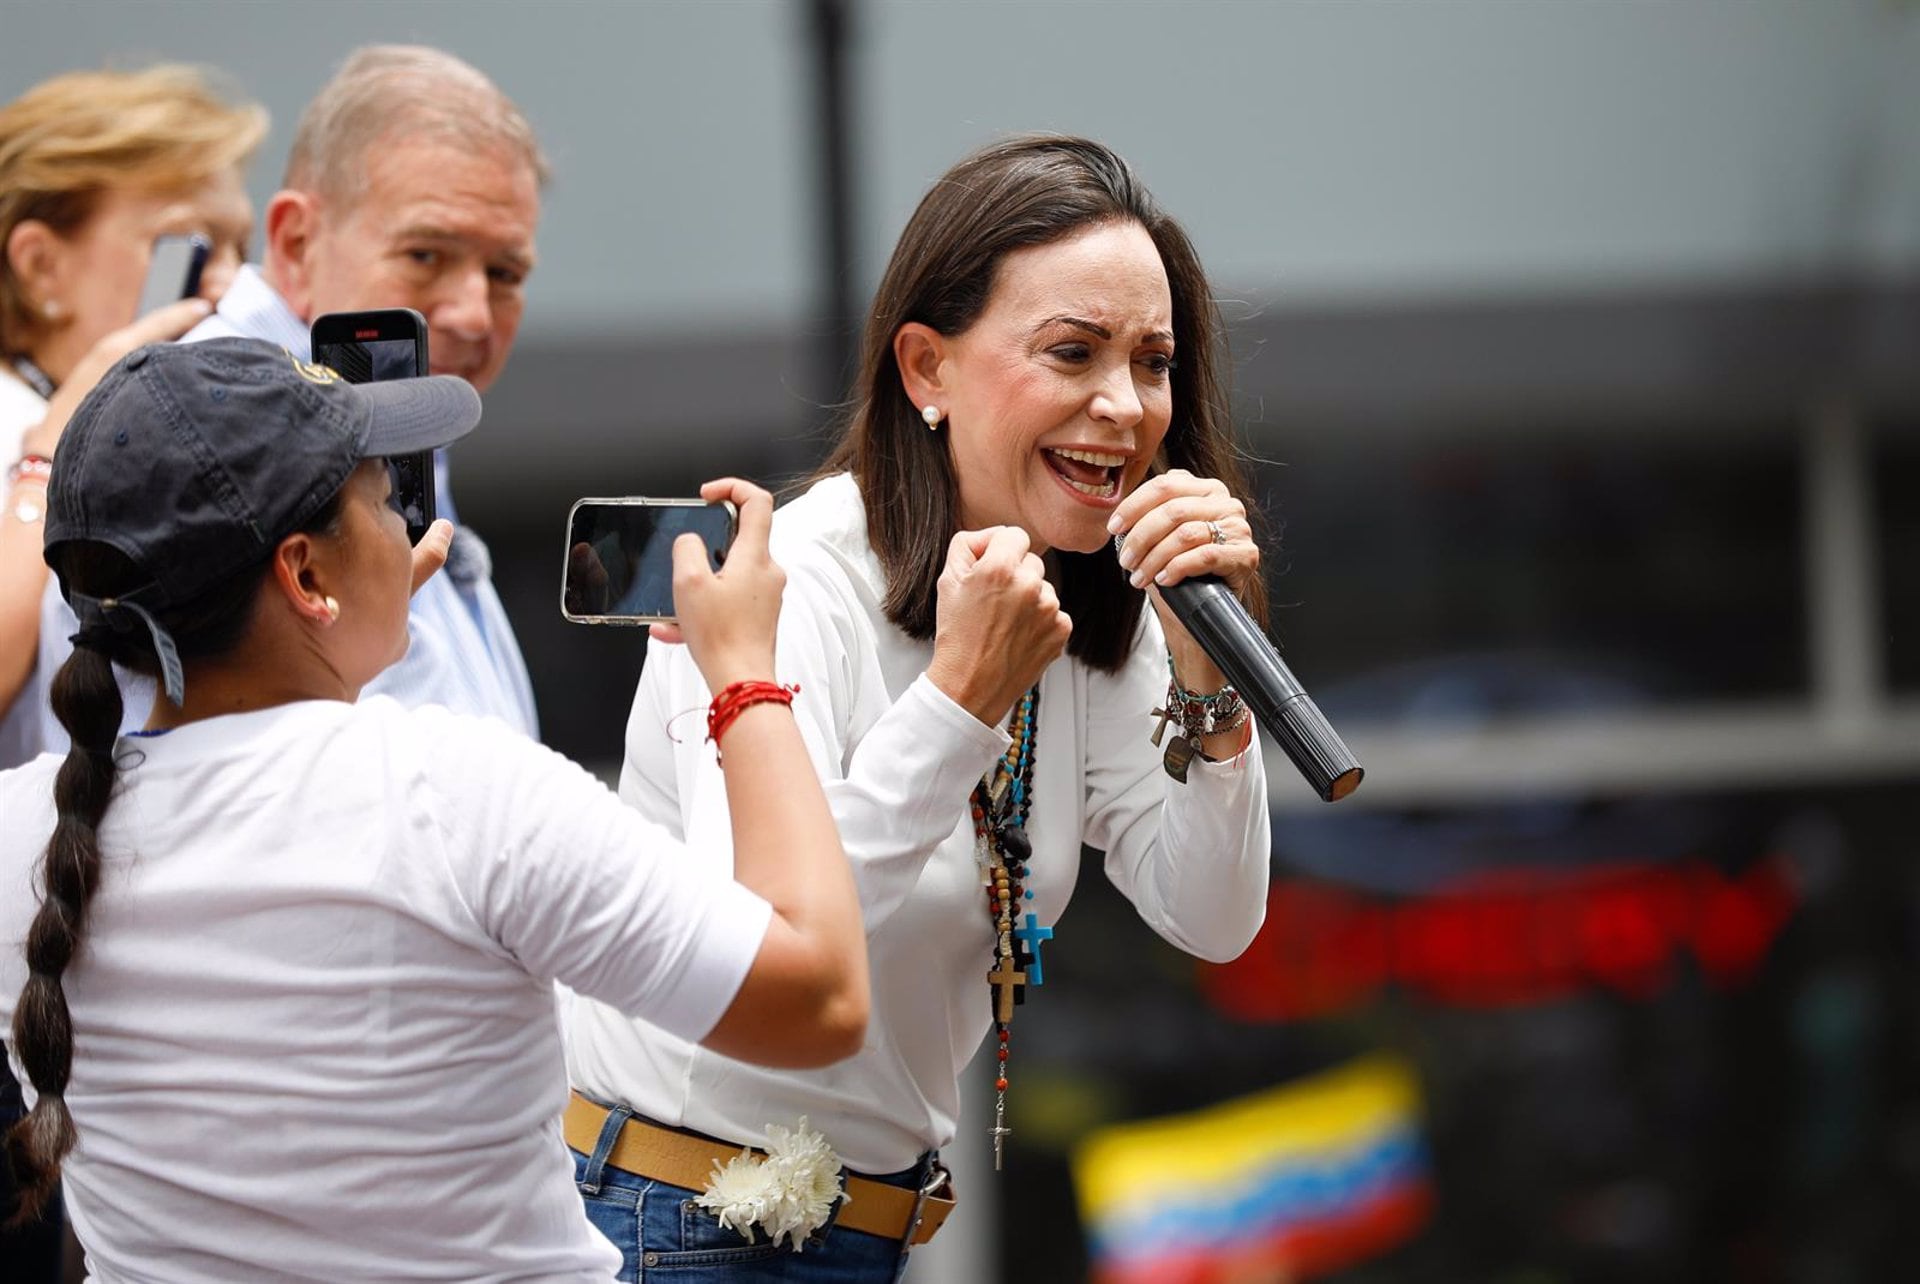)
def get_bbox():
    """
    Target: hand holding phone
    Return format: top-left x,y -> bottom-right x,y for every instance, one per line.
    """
560,497 -> 739,624
310,308 -> 437,544
653,478 -> 784,691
